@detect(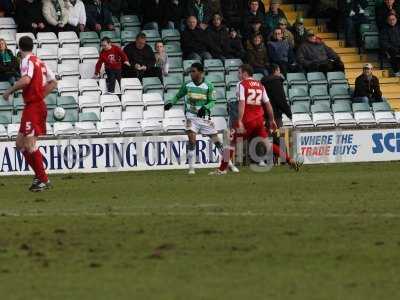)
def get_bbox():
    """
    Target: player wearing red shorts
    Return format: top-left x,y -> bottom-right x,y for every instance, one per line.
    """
210,64 -> 301,175
3,36 -> 57,191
